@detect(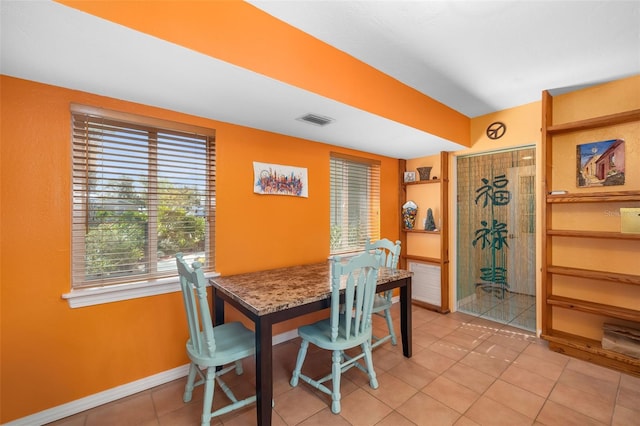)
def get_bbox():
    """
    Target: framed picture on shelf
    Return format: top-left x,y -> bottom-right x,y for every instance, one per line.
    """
404,171 -> 416,183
